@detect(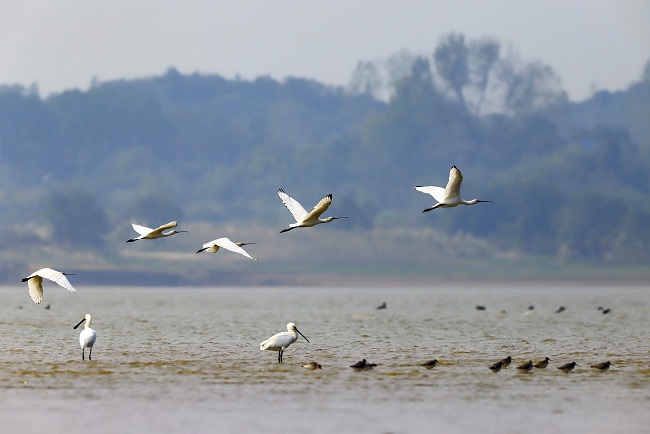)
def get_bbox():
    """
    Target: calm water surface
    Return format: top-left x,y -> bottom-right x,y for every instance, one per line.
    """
0,284 -> 649,433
